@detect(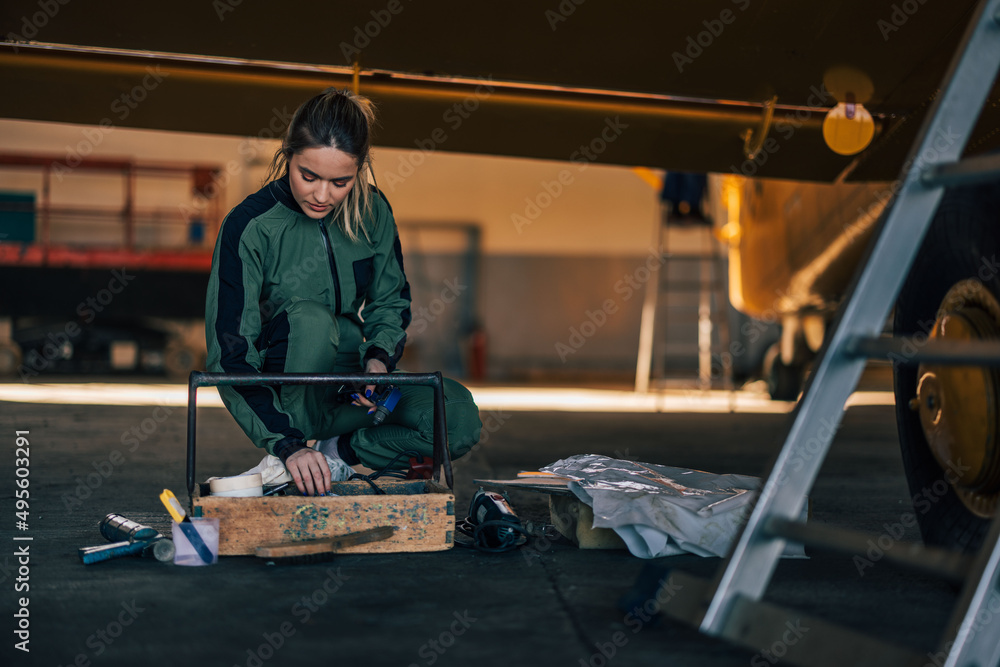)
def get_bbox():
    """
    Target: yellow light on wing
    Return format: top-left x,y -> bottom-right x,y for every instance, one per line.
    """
823,102 -> 875,155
